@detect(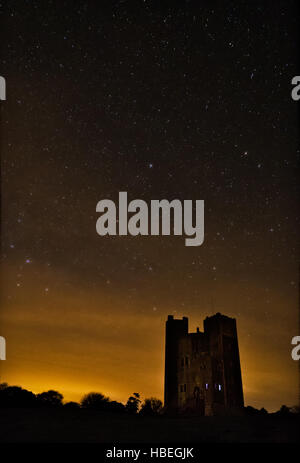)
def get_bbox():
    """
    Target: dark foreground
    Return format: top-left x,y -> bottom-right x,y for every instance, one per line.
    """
0,408 -> 299,443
